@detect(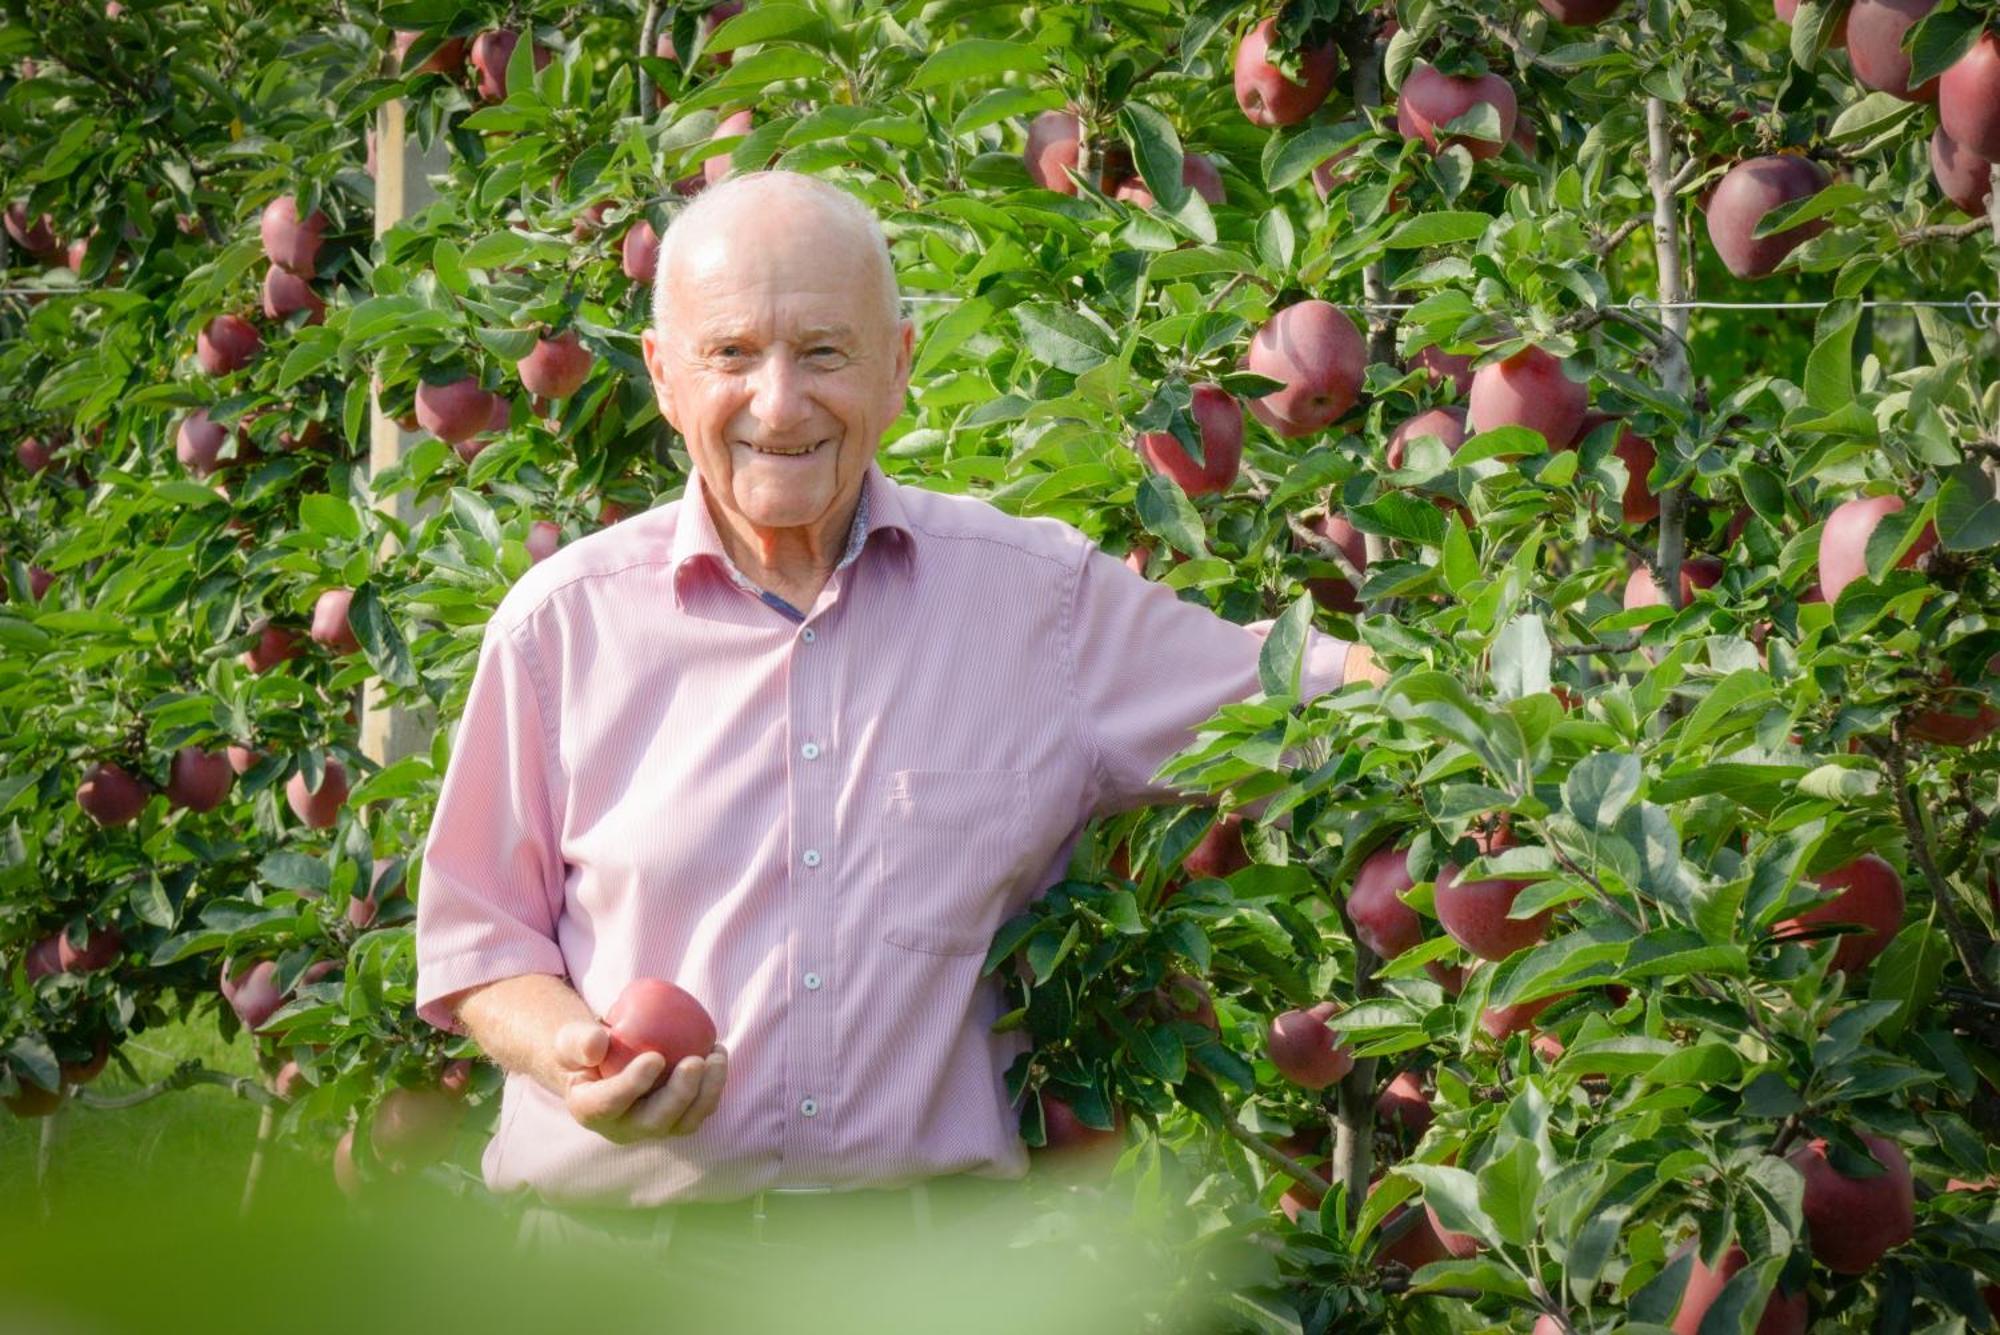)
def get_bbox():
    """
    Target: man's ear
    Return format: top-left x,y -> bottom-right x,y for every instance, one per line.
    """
887,317 -> 914,413
640,326 -> 679,430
